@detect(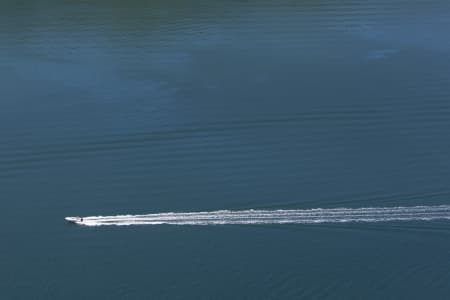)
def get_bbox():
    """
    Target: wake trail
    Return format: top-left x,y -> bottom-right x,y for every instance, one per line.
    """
67,205 -> 450,226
